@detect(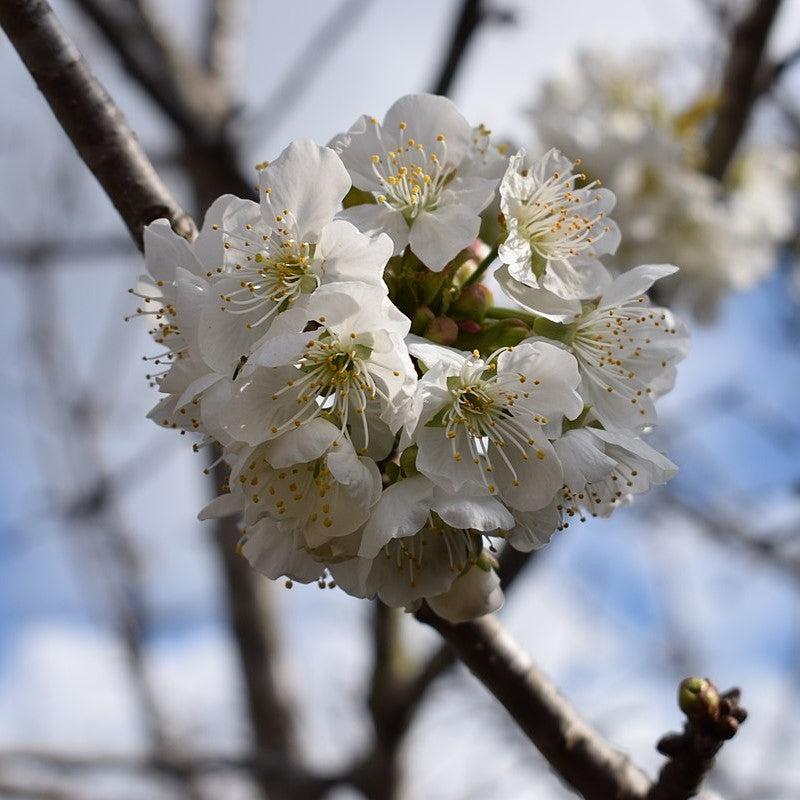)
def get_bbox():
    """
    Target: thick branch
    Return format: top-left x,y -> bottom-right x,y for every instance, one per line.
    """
415,605 -> 653,800
704,0 -> 783,180
0,0 -> 195,249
